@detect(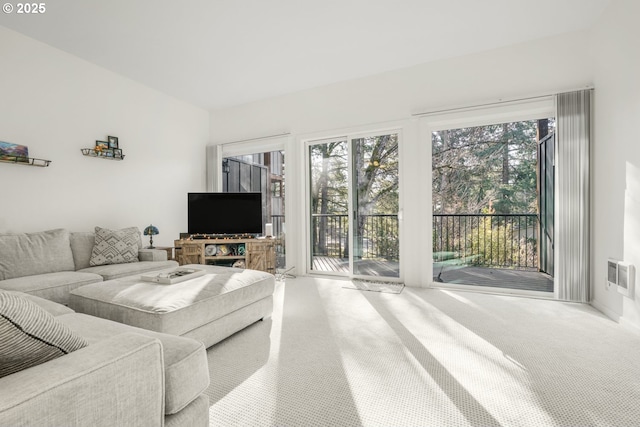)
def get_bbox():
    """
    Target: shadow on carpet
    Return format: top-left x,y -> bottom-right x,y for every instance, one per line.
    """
343,279 -> 405,294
